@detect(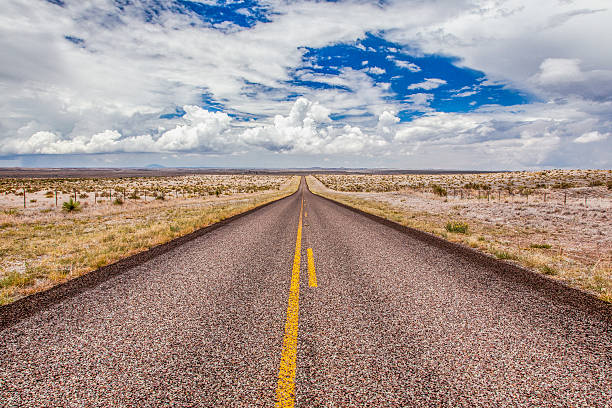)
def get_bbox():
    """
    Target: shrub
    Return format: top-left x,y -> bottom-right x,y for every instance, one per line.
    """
530,243 -> 551,249
113,197 -> 124,205
432,184 -> 447,197
445,221 -> 468,234
552,182 -> 574,189
62,198 -> 81,212
607,180 -> 612,190
495,251 -> 517,260
540,265 -> 557,275
79,193 -> 89,199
